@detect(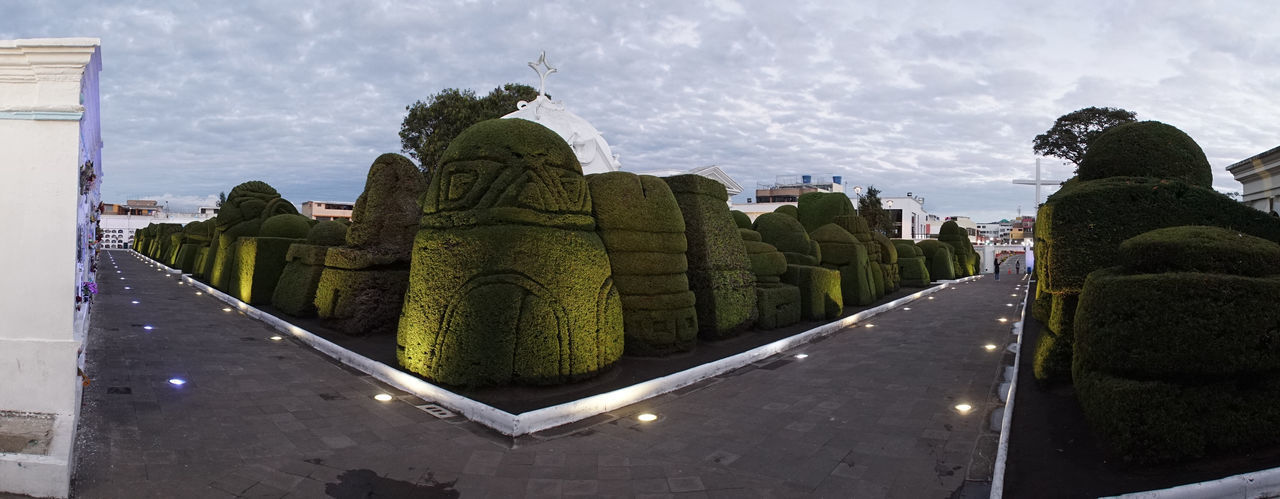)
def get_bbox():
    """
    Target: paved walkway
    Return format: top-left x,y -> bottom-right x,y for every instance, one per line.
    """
70,250 -> 1027,498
